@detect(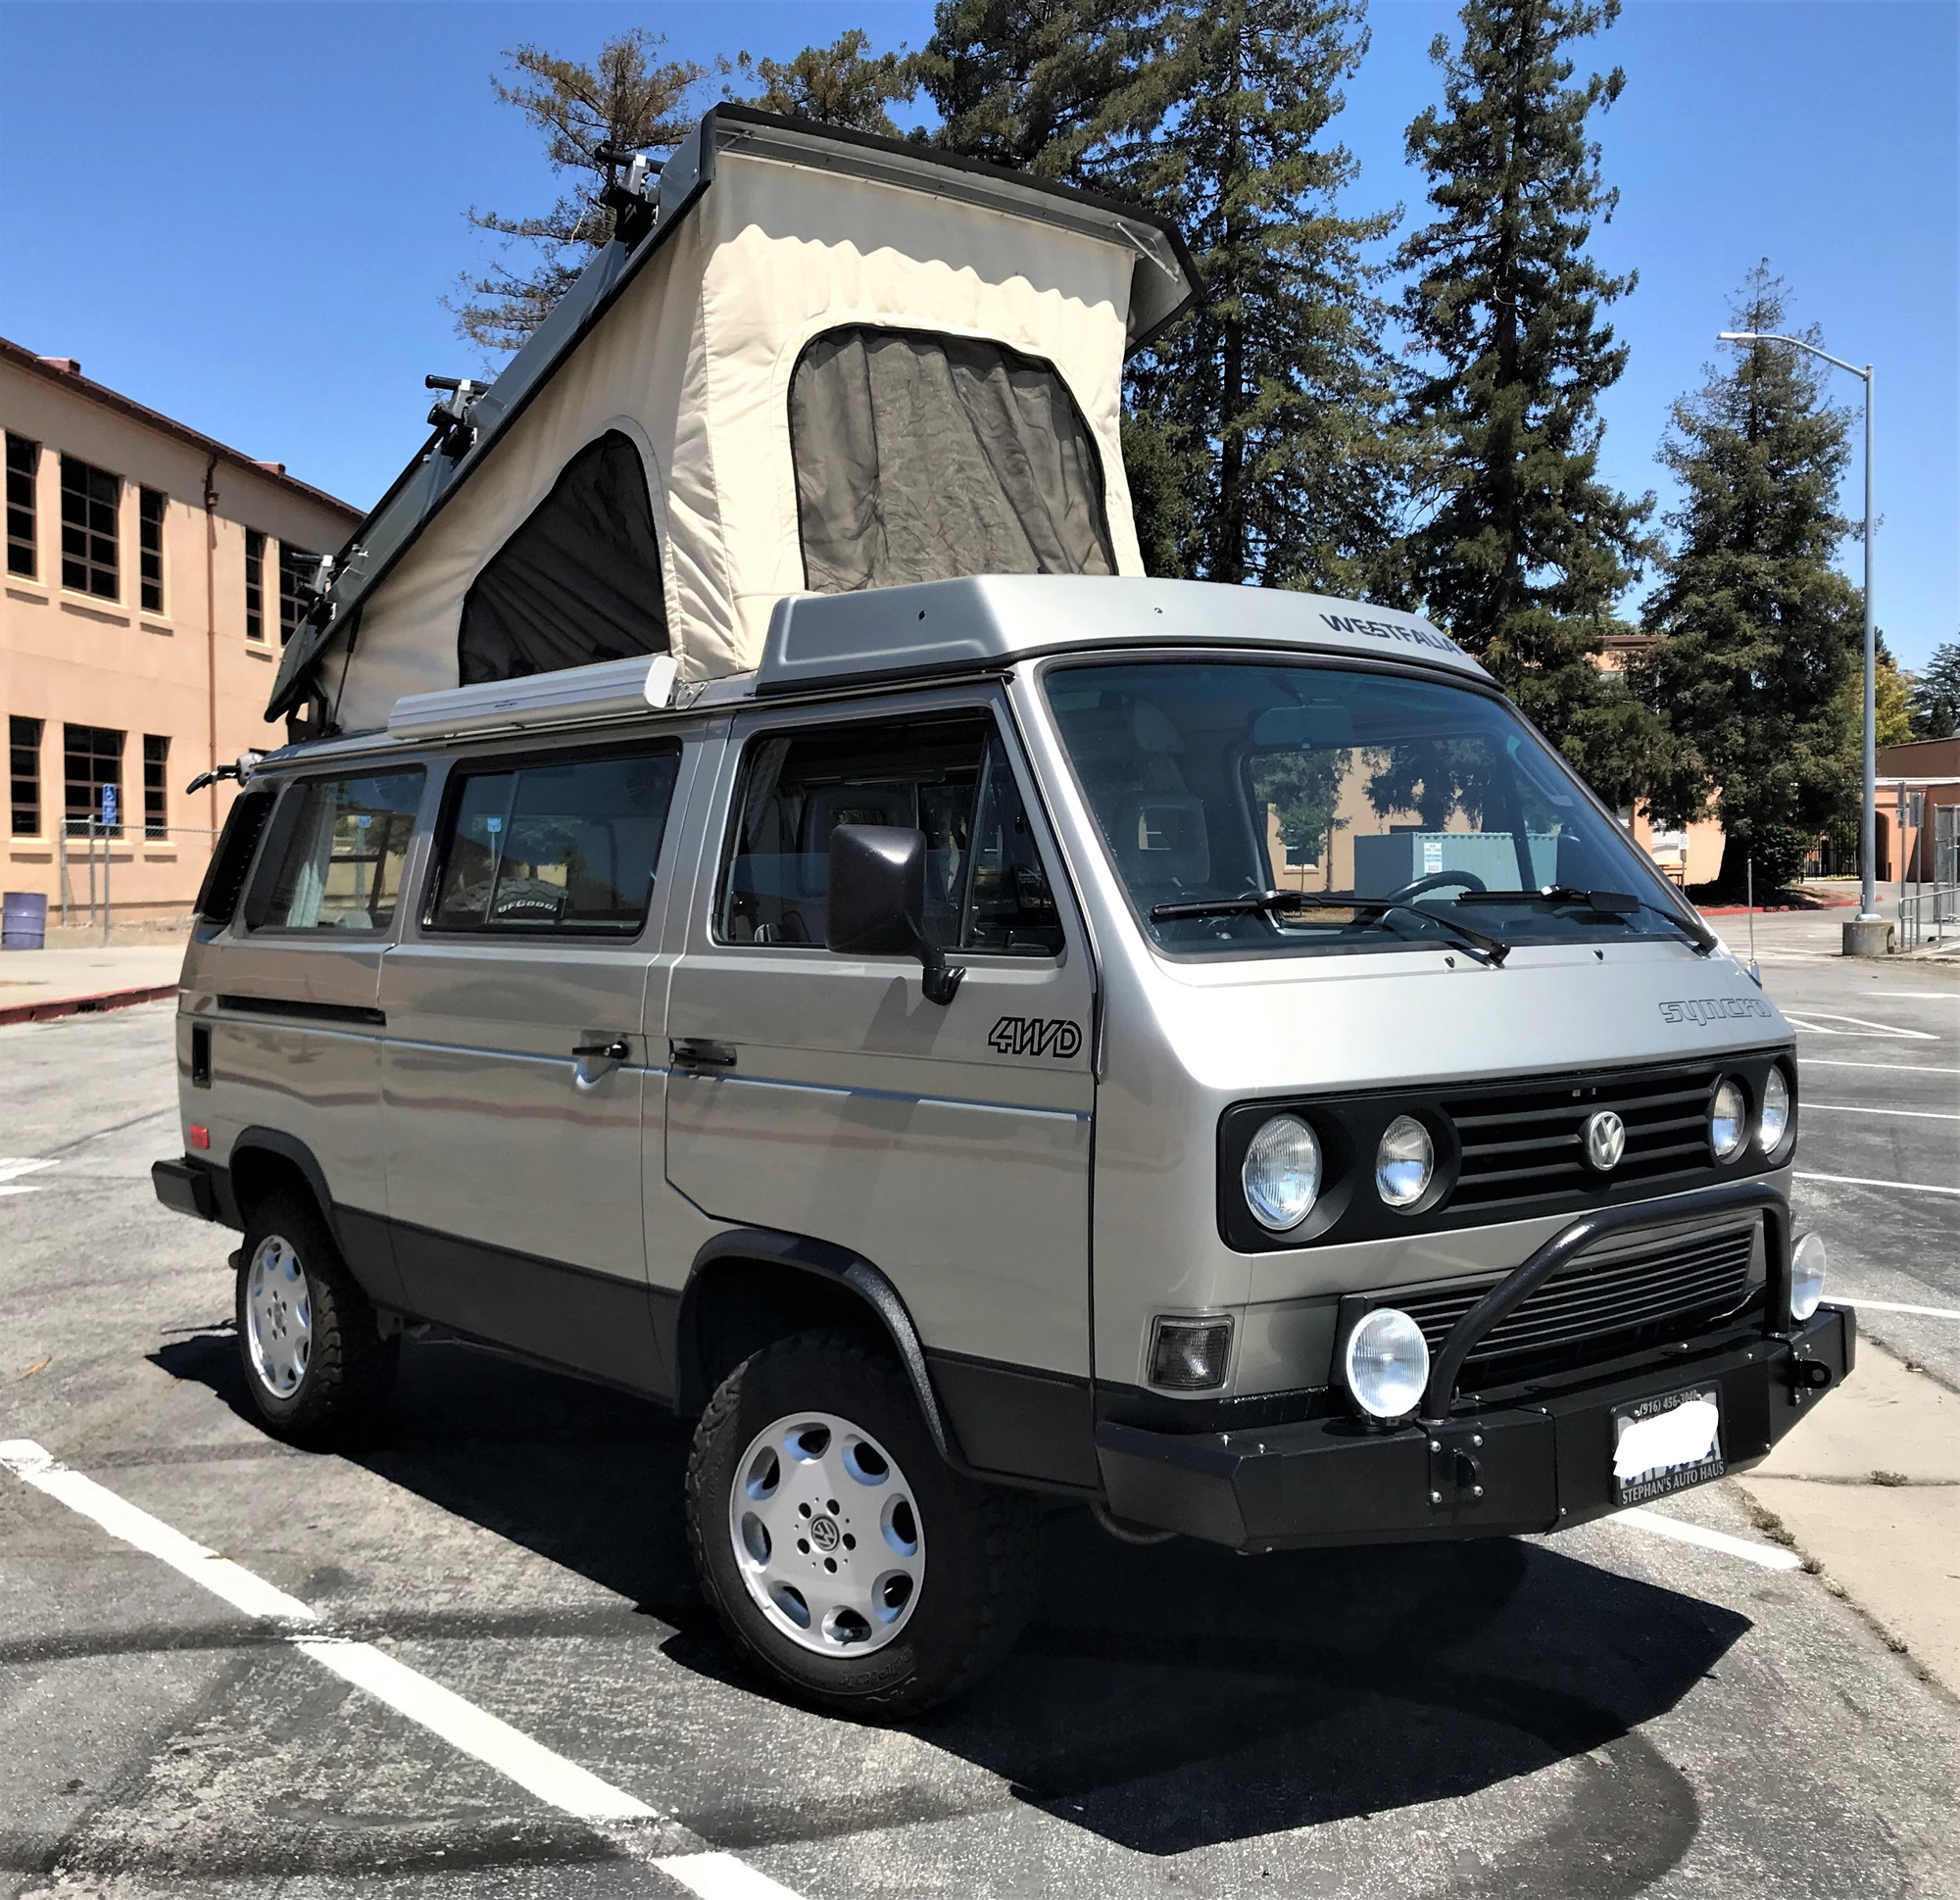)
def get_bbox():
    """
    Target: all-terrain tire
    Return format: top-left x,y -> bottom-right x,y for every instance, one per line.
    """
685,1327 -> 1041,1717
235,1191 -> 398,1445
